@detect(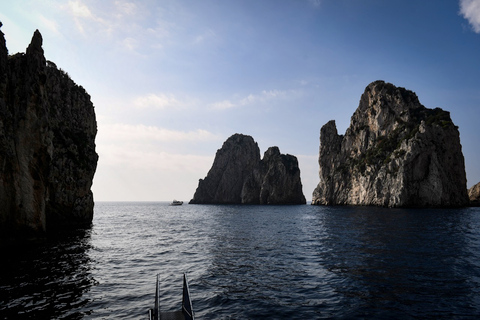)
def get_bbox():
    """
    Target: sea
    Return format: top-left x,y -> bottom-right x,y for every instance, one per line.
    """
1,202 -> 480,319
